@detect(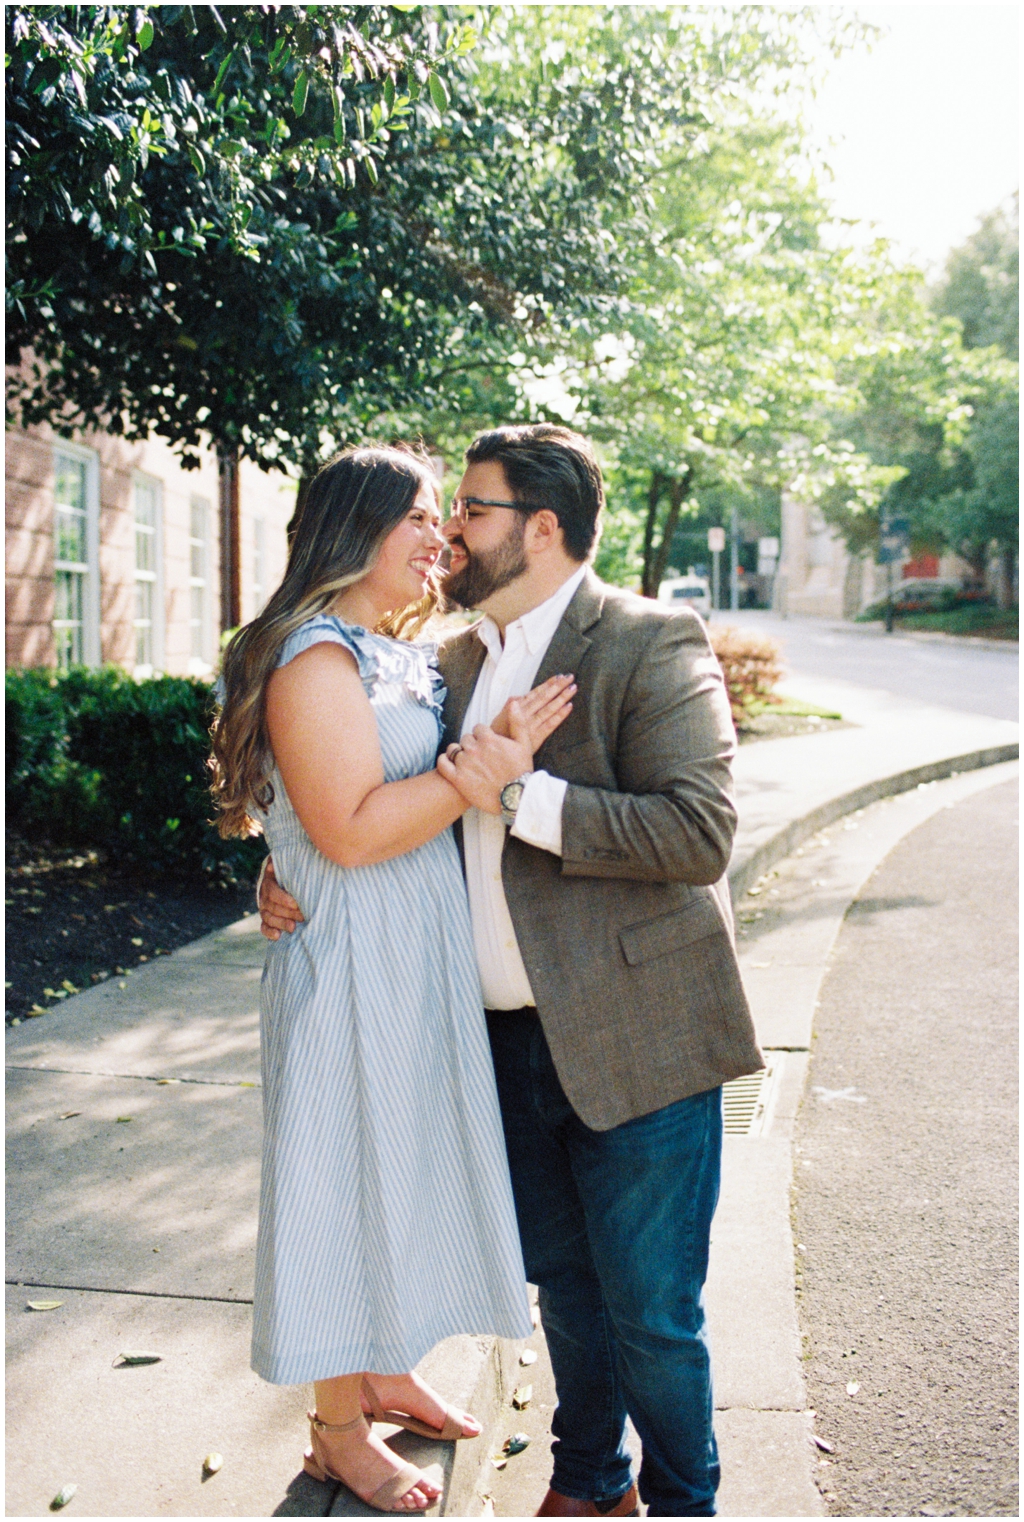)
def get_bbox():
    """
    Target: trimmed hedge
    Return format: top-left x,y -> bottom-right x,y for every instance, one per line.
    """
5,666 -> 264,883
709,625 -> 784,723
